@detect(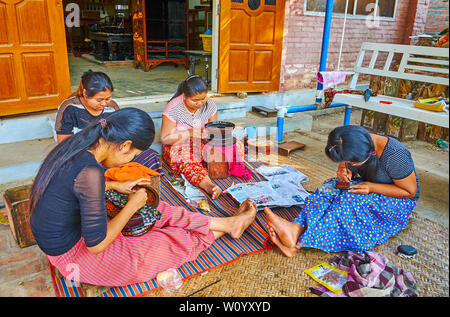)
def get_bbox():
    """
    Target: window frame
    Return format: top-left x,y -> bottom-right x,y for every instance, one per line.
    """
303,0 -> 398,21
